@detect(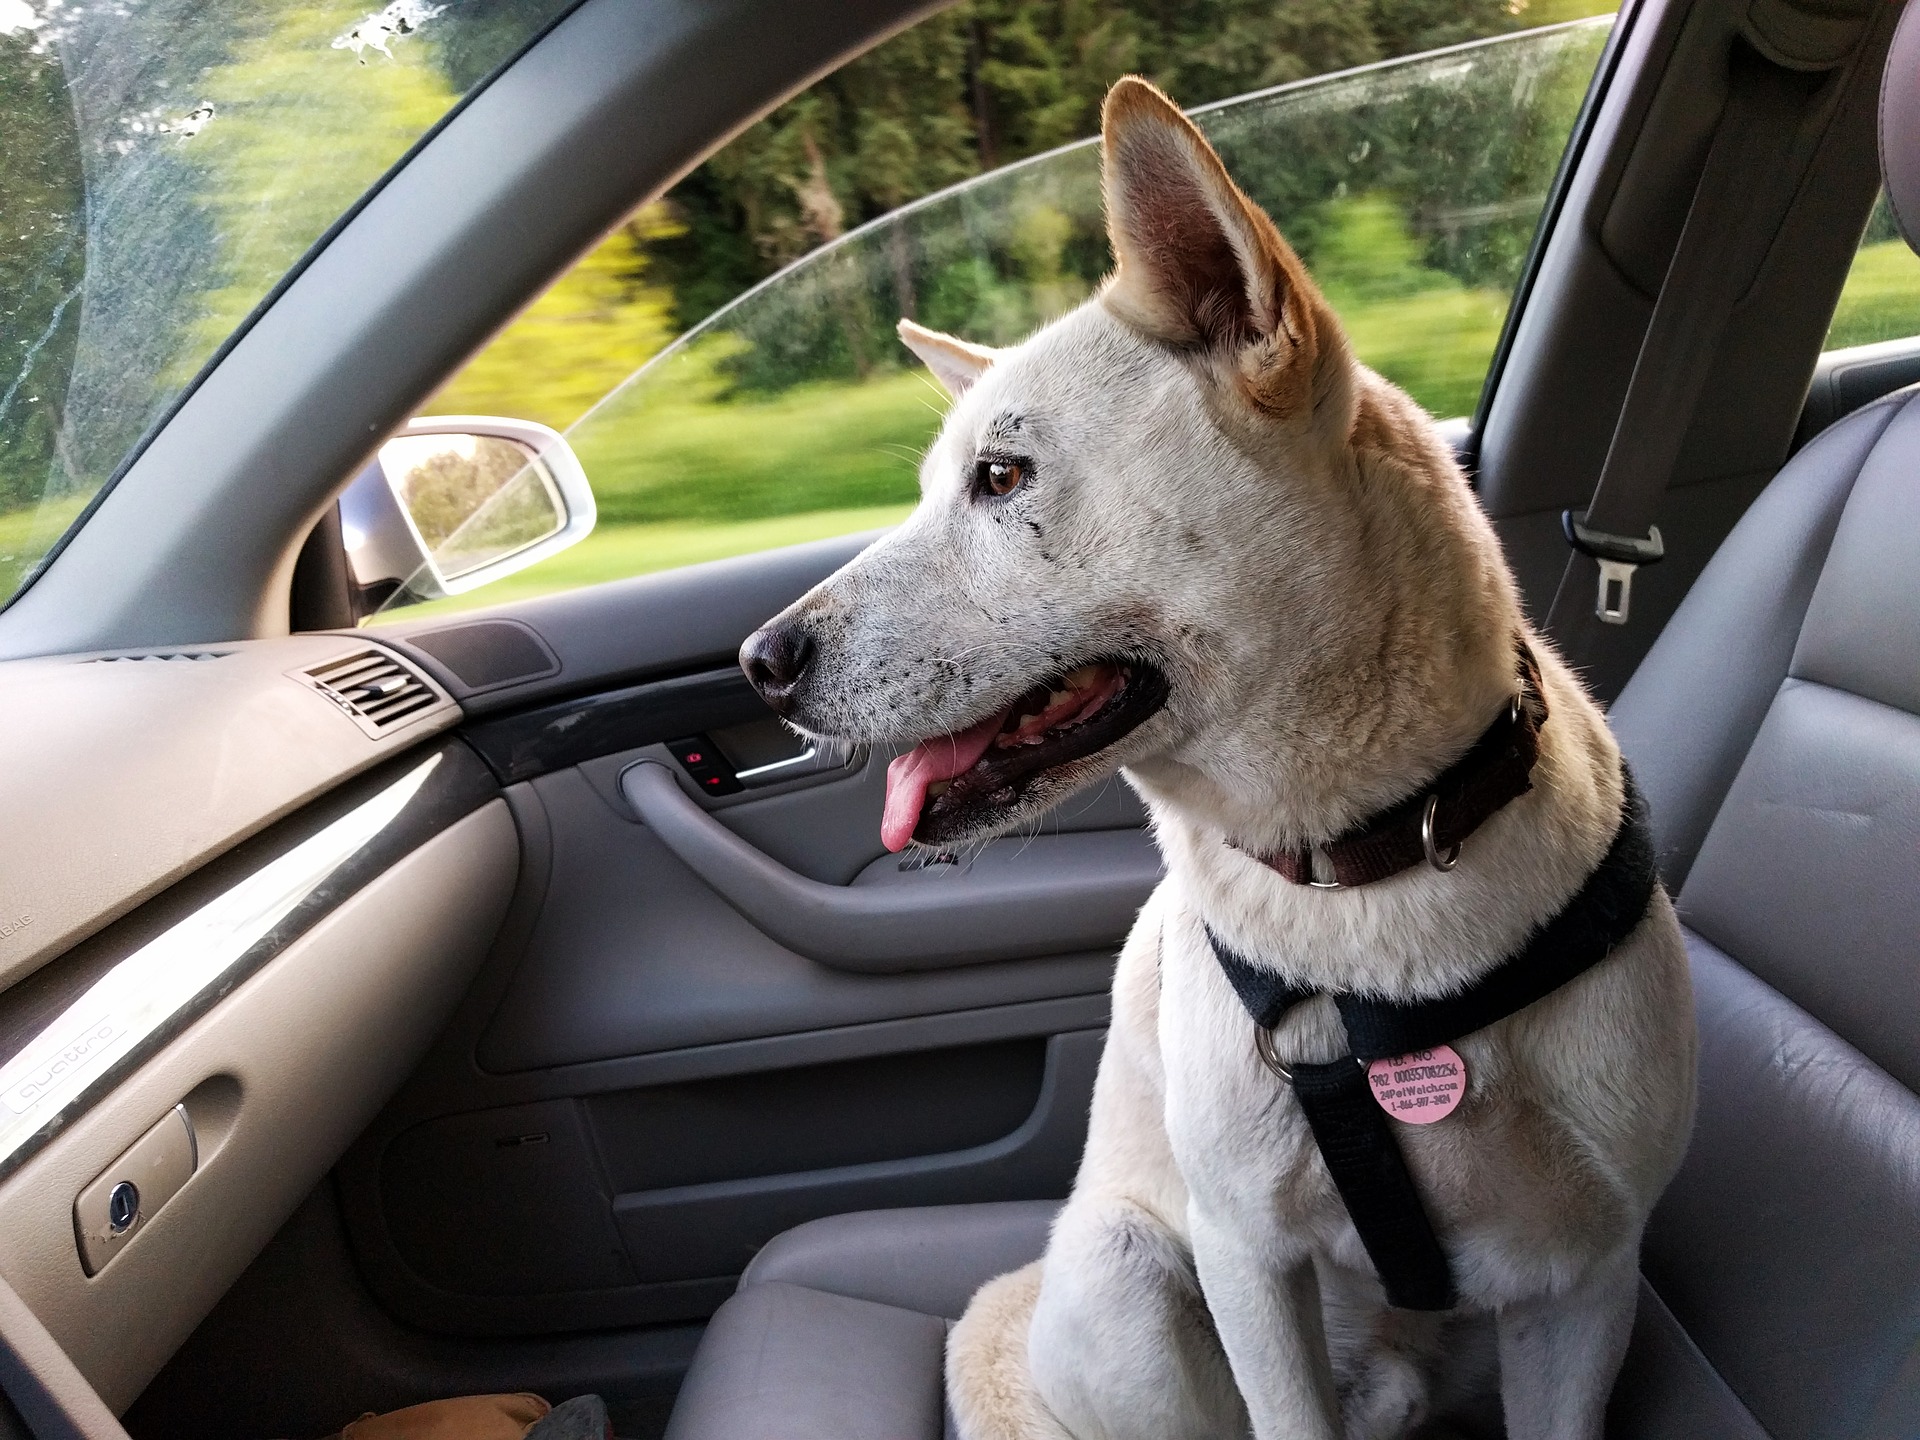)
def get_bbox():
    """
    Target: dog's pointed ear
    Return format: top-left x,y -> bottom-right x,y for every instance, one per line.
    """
1100,77 -> 1347,416
897,318 -> 1000,398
